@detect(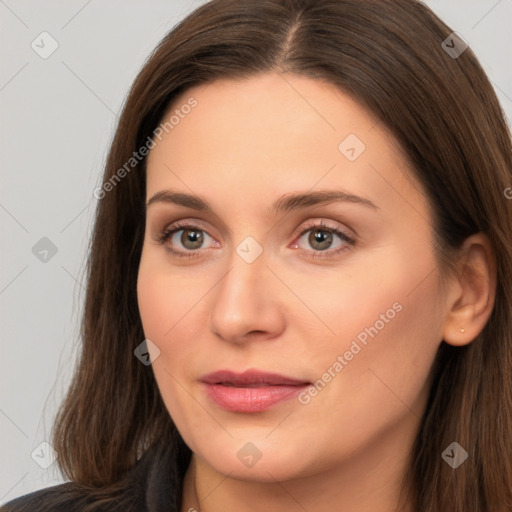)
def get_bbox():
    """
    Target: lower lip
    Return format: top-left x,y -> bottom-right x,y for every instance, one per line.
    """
202,383 -> 309,412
